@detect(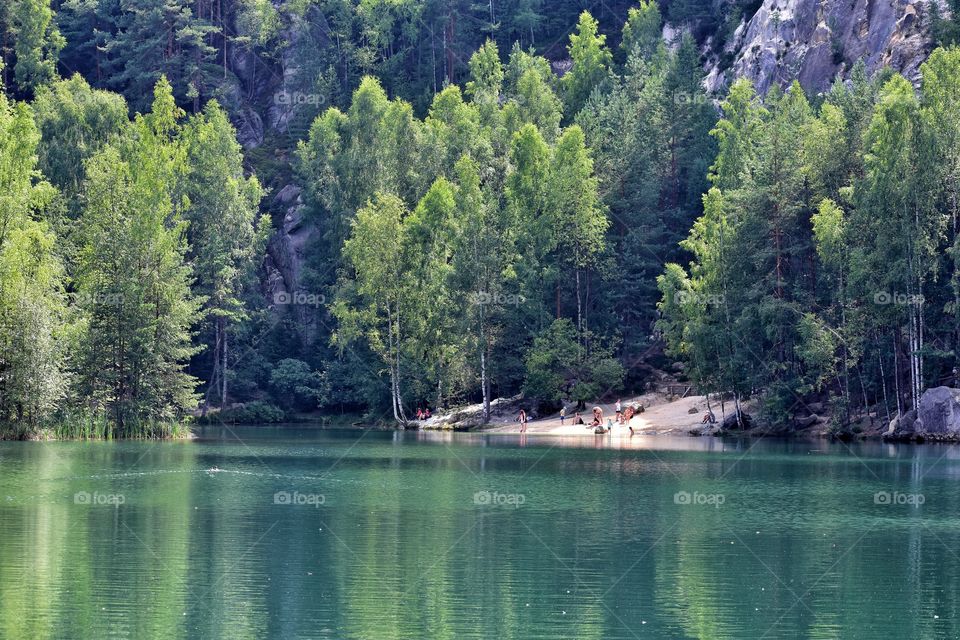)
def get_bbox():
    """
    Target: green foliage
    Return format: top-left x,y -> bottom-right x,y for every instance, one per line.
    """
659,49 -> 960,429
931,0 -> 960,47
323,47 -> 610,422
621,0 -> 662,61
14,1 -> 960,438
101,0 -> 220,111
0,87 -> 65,428
523,319 -> 624,408
578,35 -> 716,371
211,400 -> 287,424
75,78 -> 203,434
269,358 -> 328,411
5,0 -> 64,95
31,75 -> 127,201
180,99 -> 266,410
562,11 -> 613,118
